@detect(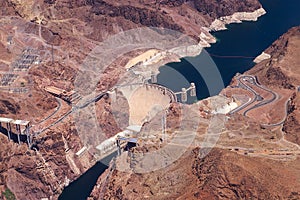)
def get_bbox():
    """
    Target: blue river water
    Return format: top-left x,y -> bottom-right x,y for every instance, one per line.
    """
59,0 -> 300,199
